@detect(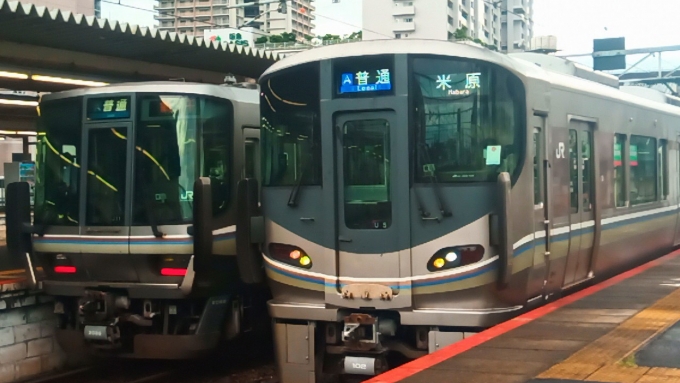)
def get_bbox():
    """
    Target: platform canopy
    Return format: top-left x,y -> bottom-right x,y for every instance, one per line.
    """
0,0 -> 280,92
